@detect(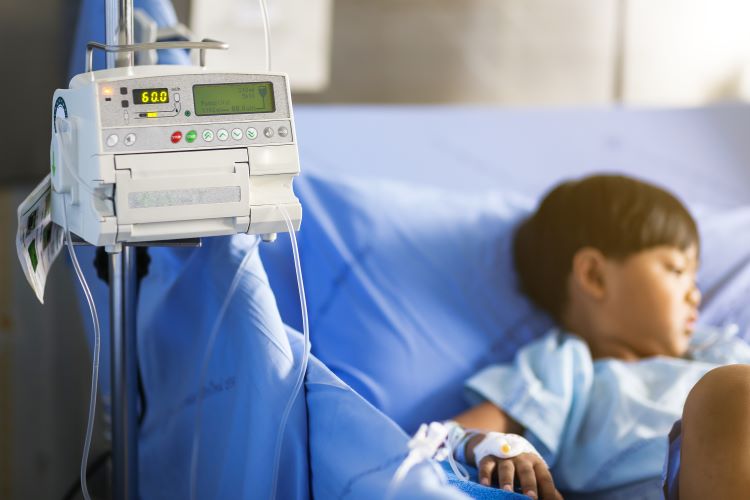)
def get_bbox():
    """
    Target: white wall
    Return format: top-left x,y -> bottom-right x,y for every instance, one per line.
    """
190,0 -> 333,92
625,0 -> 750,105
295,0 -> 750,106
299,0 -> 620,105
